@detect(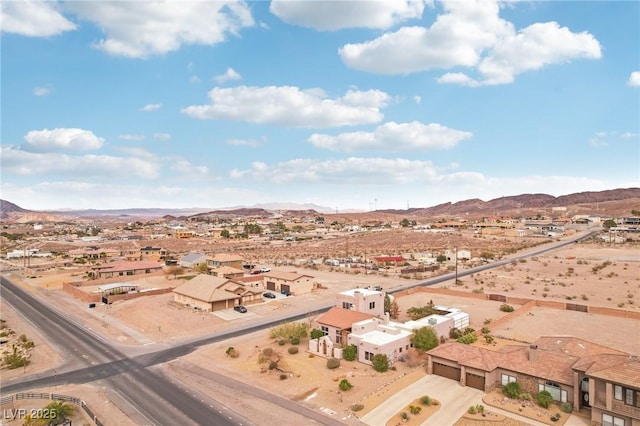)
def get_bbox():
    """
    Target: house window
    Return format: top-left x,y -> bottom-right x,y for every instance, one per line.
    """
342,302 -> 353,309
539,381 -> 561,401
335,330 -> 341,344
364,351 -> 374,361
320,326 -> 329,336
369,301 -> 375,309
614,385 -> 623,400
501,374 -> 517,386
602,413 -> 625,426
